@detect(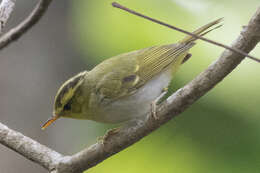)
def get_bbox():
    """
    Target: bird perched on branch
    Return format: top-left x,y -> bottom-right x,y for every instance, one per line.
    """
42,18 -> 222,129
